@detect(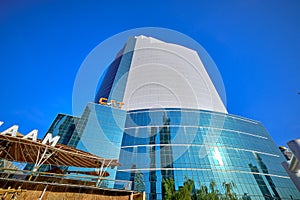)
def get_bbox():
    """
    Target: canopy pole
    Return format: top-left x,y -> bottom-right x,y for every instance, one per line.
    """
29,146 -> 56,181
96,159 -> 105,187
100,159 -> 113,177
38,185 -> 48,200
97,159 -> 114,188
